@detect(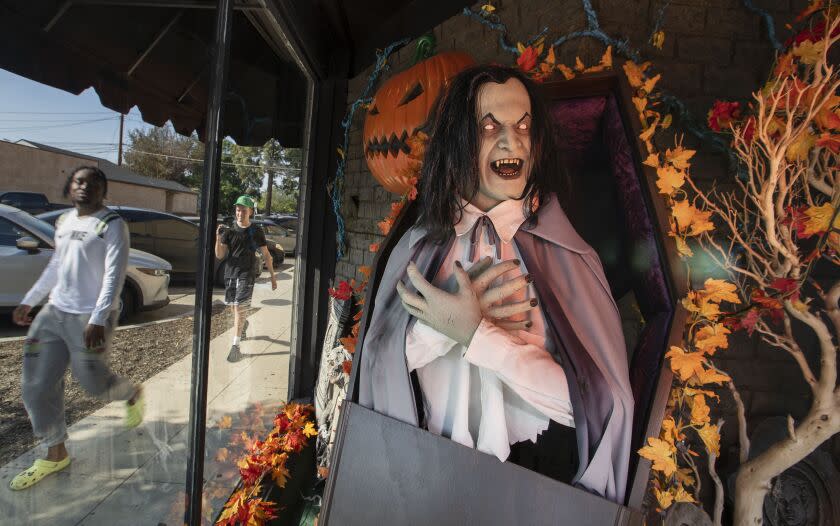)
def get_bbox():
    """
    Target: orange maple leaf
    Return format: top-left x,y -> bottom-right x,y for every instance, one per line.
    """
674,236 -> 693,258
664,145 -> 695,170
642,153 -> 660,167
622,61 -> 651,88
639,437 -> 678,476
691,365 -> 732,385
702,279 -> 741,305
690,393 -> 711,424
671,200 -> 714,236
802,202 -> 836,236
666,346 -> 705,381
655,487 -> 674,510
673,486 -> 696,503
694,323 -> 730,355
656,165 -> 686,195
303,421 -> 318,438
556,63 -> 575,80
786,129 -> 817,161
271,464 -> 291,487
696,422 -> 721,456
